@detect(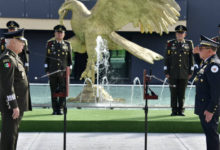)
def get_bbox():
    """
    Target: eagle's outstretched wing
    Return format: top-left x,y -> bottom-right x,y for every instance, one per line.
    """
89,0 -> 180,35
